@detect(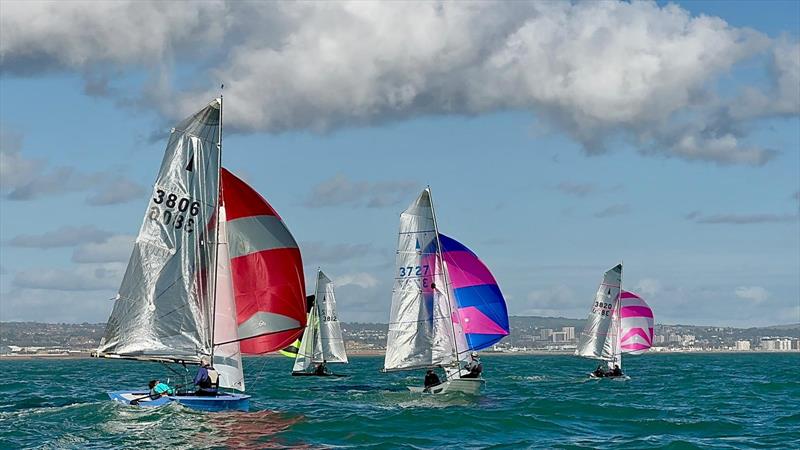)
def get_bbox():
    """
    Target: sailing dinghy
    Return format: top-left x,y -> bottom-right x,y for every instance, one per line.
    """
291,269 -> 349,377
97,98 -> 308,411
575,263 -> 654,380
382,188 -> 509,395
